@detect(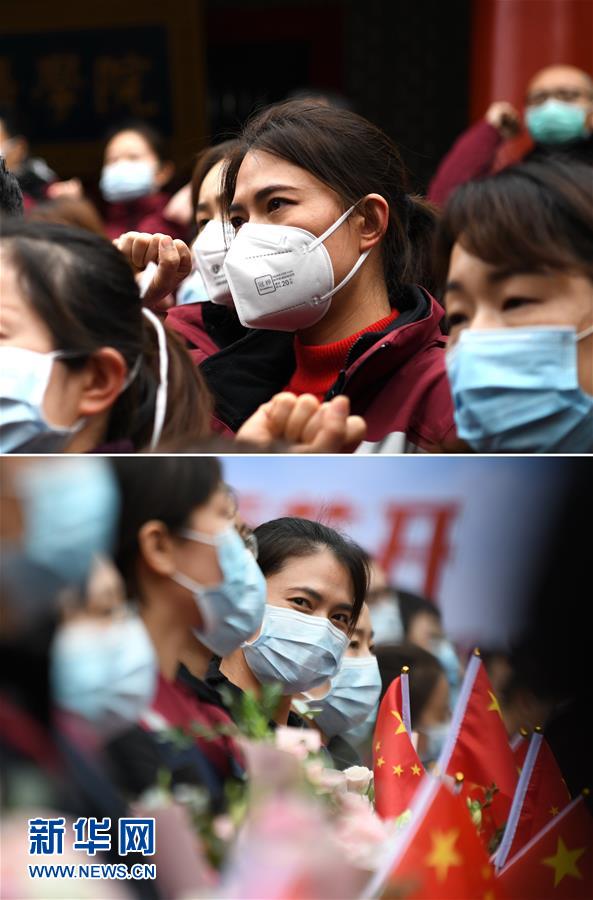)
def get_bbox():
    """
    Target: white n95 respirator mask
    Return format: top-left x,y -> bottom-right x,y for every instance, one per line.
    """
222,204 -> 370,331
